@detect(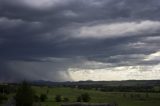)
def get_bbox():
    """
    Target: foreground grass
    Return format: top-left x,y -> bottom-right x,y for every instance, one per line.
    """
32,86 -> 160,106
